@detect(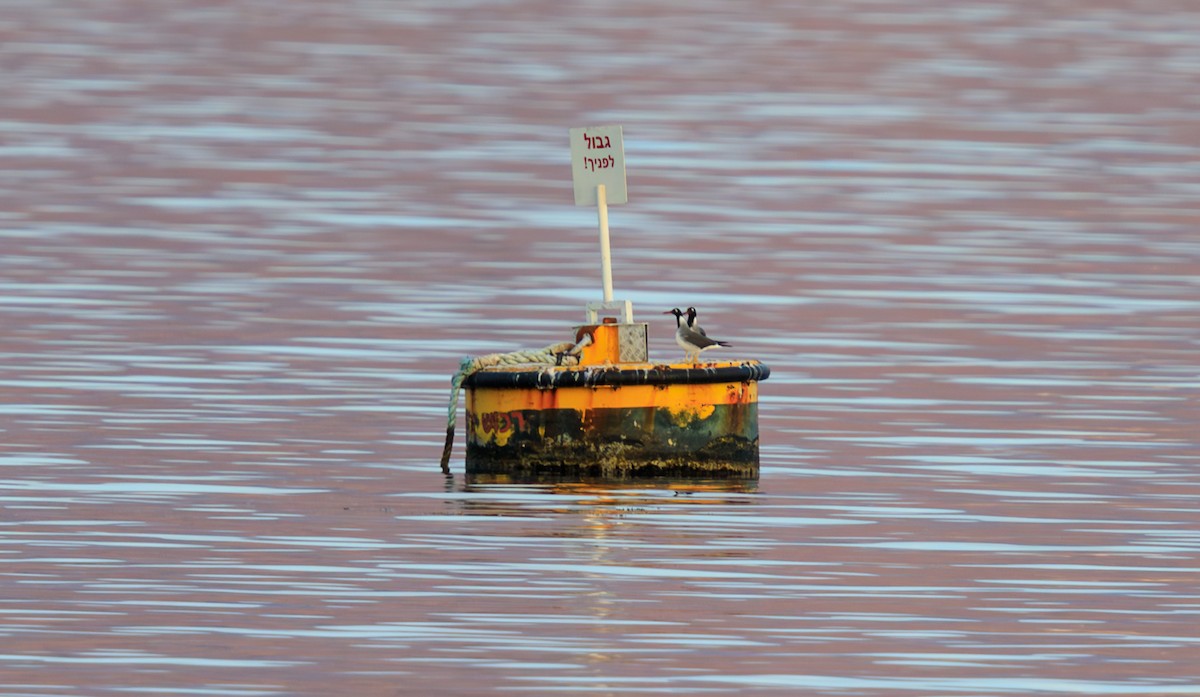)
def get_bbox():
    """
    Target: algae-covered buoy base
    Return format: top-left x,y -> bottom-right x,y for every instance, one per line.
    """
459,320 -> 768,481
464,360 -> 766,480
